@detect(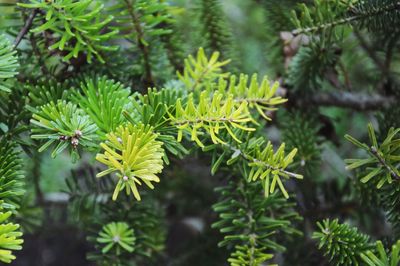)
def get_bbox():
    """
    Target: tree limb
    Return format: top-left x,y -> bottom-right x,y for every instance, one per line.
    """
294,91 -> 395,111
14,9 -> 39,49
